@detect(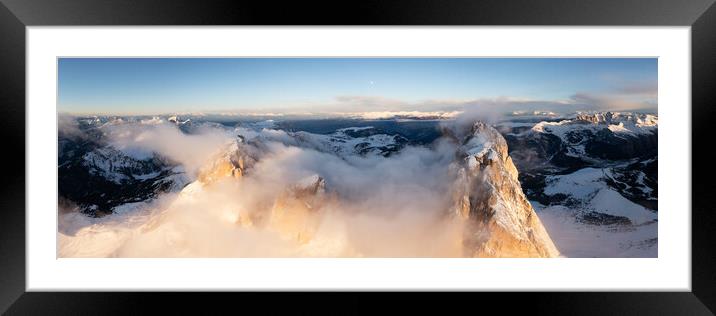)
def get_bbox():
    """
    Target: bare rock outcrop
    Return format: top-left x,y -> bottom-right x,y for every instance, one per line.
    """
196,136 -> 258,184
